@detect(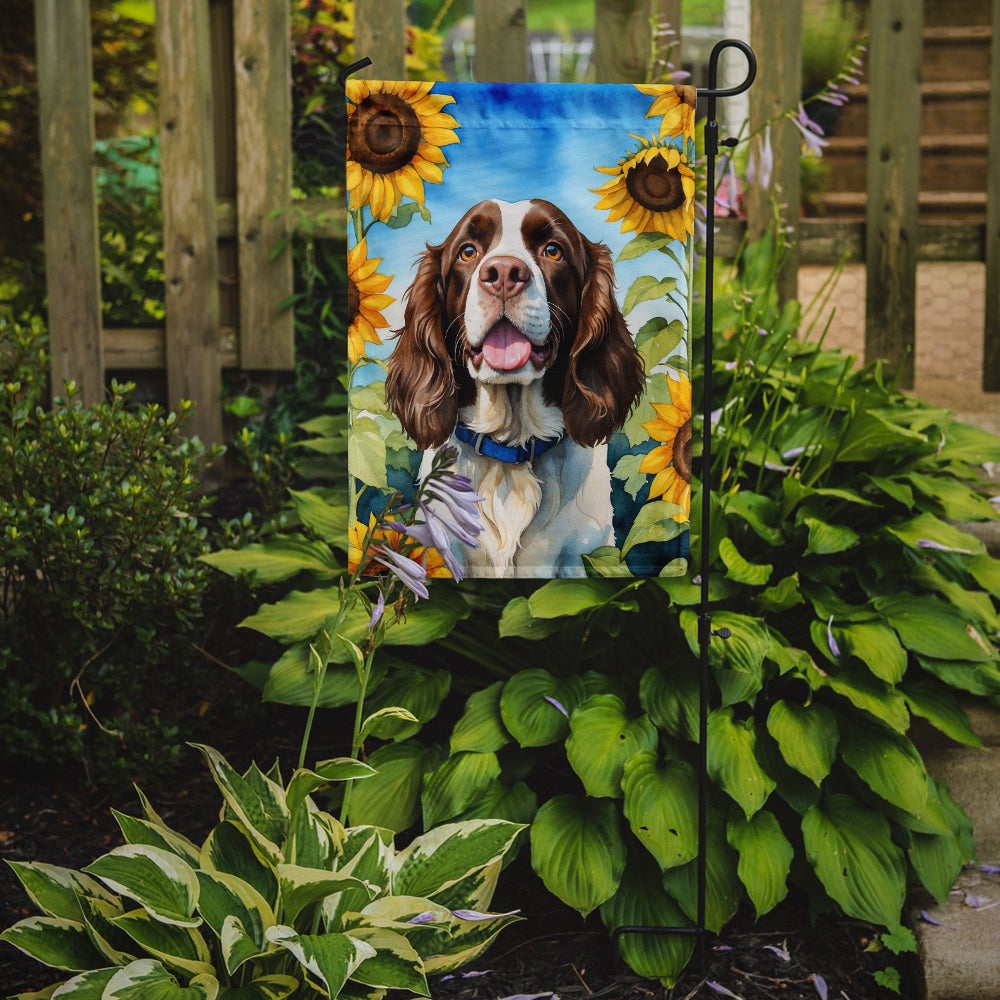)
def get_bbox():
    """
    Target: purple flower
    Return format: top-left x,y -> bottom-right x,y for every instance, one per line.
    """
747,125 -> 774,190
790,104 -> 828,156
407,911 -> 438,925
763,944 -> 790,961
917,538 -> 973,555
827,616 -> 842,658
371,544 -> 429,600
544,695 -> 569,718
367,590 -> 385,631
417,498 -> 479,548
451,908 -> 520,921
385,514 -> 463,579
812,974 -> 828,1000
706,983 -> 742,999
